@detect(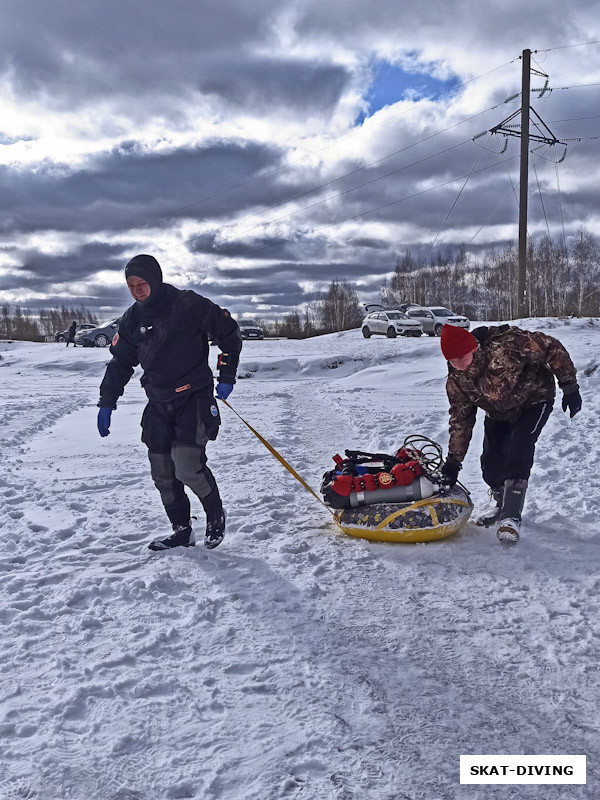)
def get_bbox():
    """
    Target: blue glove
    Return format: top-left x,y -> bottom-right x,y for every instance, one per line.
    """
97,407 -> 112,437
215,382 -> 234,401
